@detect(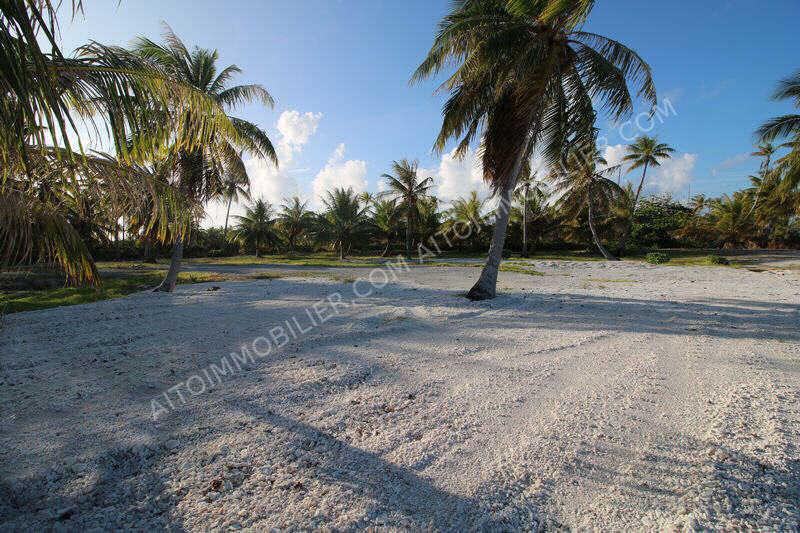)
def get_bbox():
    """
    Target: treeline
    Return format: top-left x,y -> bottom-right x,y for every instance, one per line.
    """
3,1 -> 799,298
